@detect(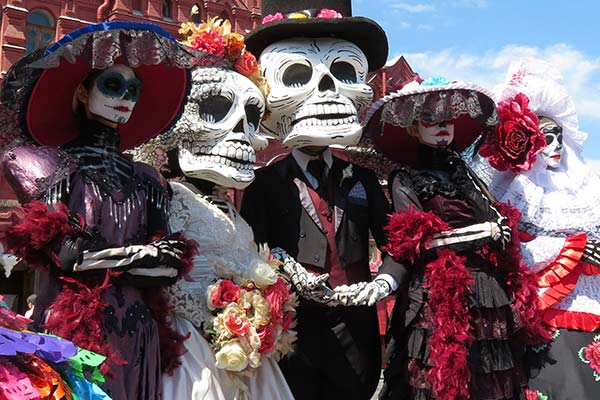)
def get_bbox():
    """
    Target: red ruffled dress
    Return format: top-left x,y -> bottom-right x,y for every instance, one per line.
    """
525,233 -> 600,400
380,148 -> 545,400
